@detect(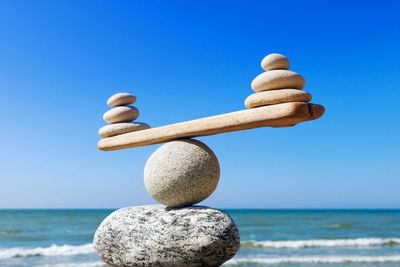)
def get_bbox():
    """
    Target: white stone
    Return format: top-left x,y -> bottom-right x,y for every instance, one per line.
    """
144,139 -> 220,208
245,89 -> 312,108
93,205 -> 240,267
261,53 -> 290,71
99,122 -> 150,138
251,70 -> 305,92
107,93 -> 136,107
103,106 -> 139,124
